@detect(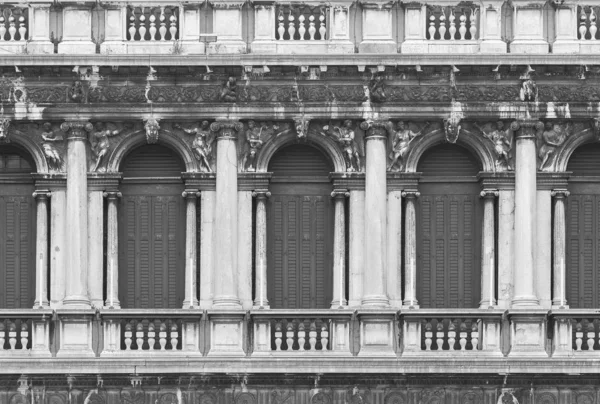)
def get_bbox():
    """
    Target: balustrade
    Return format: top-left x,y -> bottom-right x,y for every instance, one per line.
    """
275,5 -> 327,41
573,318 -> 600,351
0,319 -> 30,351
0,7 -> 27,42
422,318 -> 480,351
578,6 -> 599,40
426,6 -> 479,41
0,310 -> 52,356
127,6 -> 179,42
